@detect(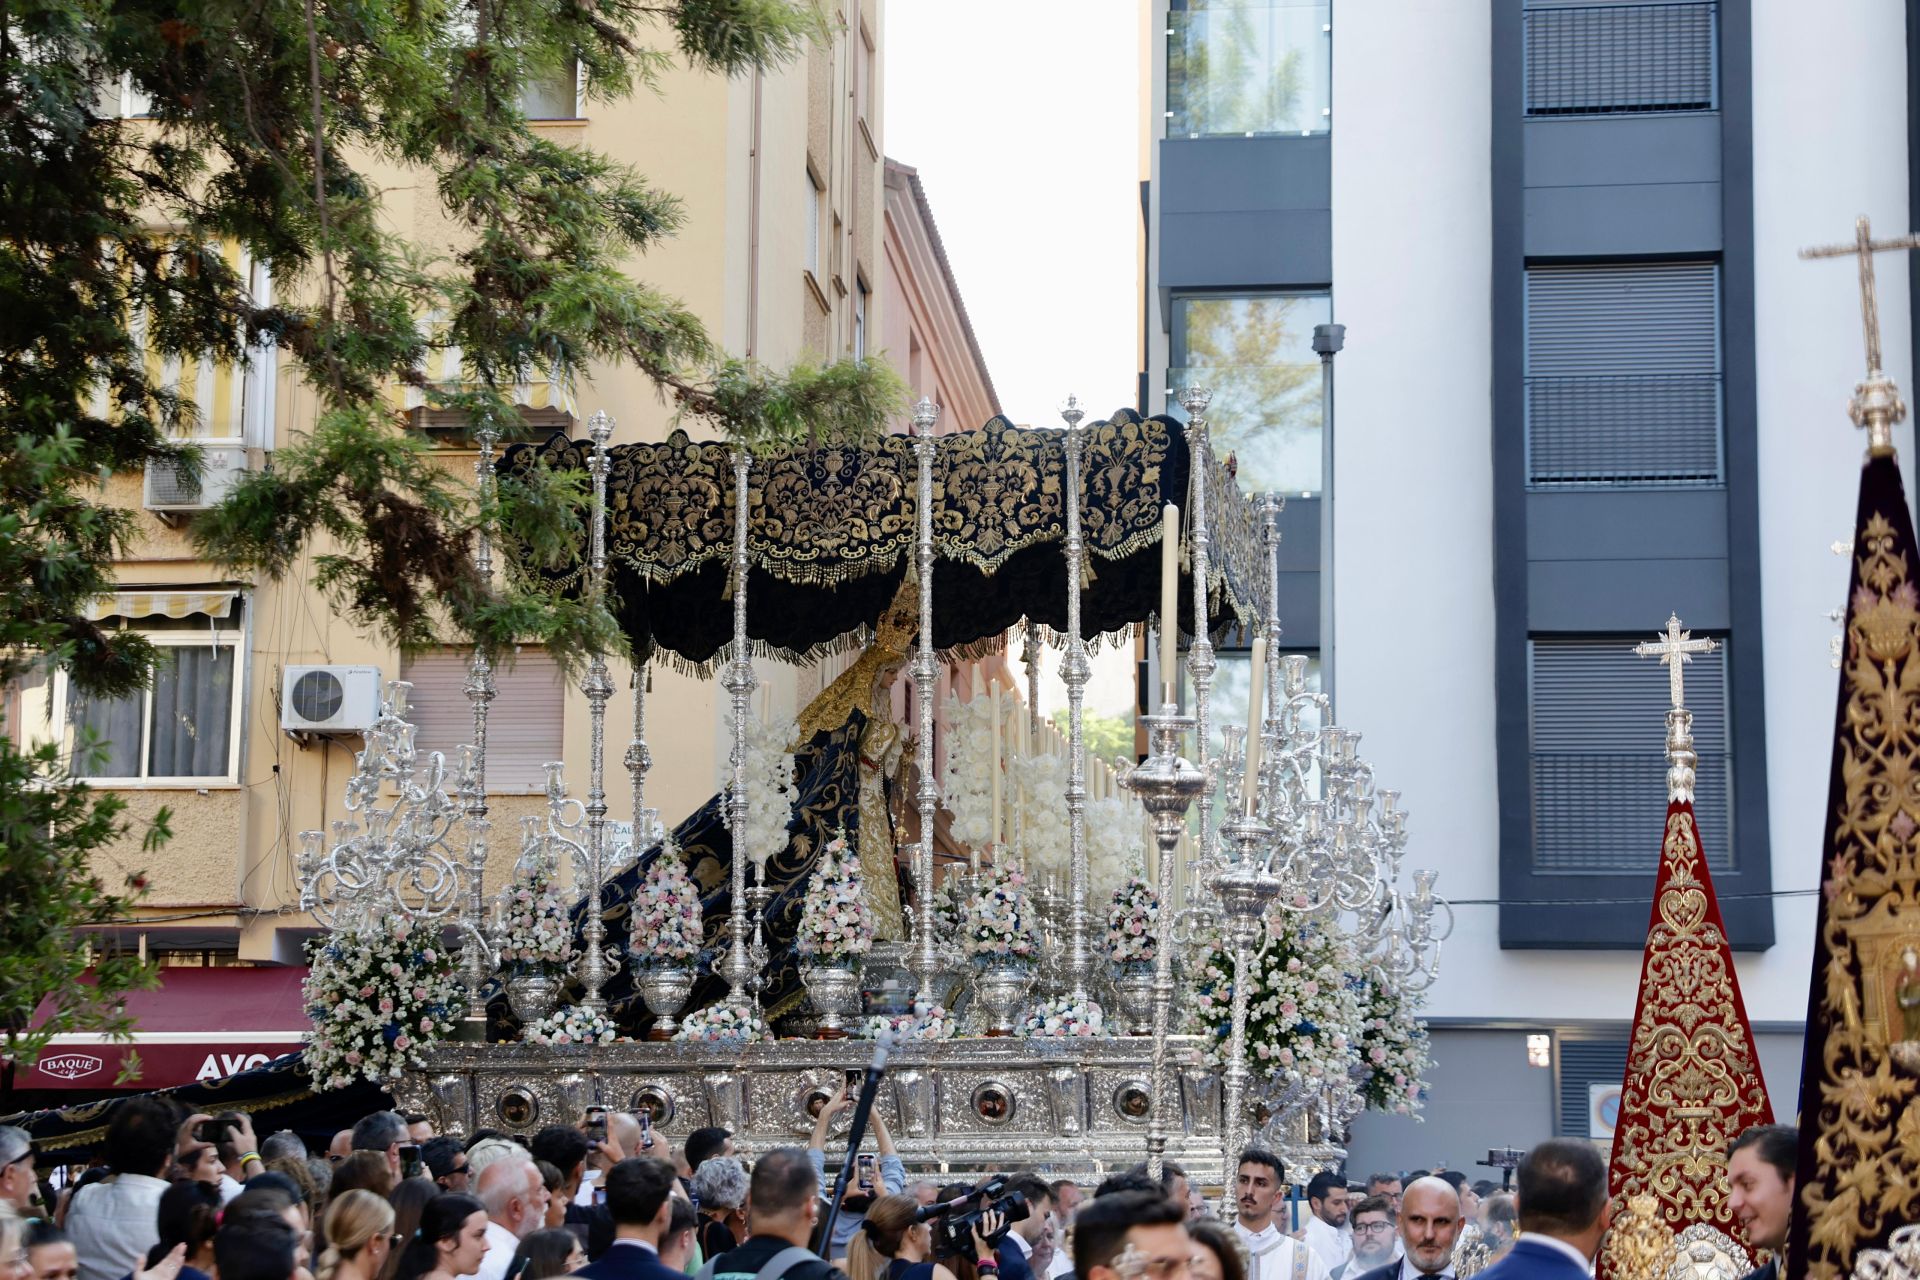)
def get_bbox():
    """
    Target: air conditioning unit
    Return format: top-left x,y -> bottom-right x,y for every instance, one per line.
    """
281,666 -> 383,735
144,441 -> 249,513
